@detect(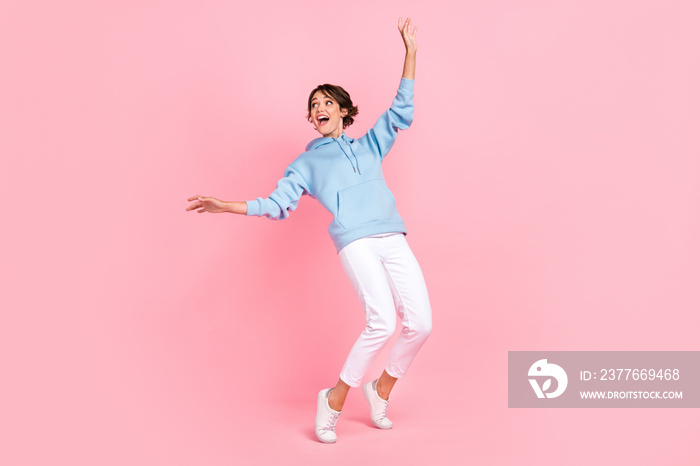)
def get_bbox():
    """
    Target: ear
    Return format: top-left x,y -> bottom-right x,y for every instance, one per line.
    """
341,108 -> 348,117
